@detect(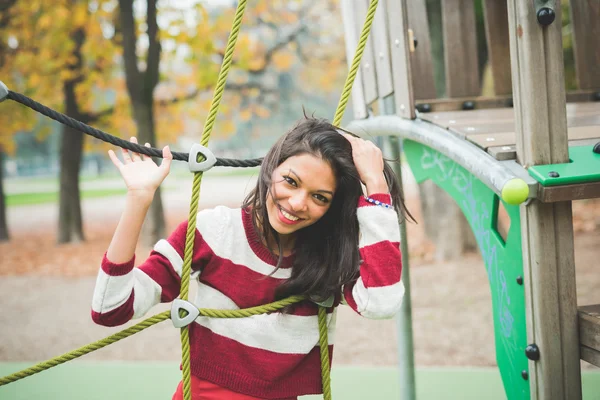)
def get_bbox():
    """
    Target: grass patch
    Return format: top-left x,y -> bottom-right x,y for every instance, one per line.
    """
6,188 -> 127,207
